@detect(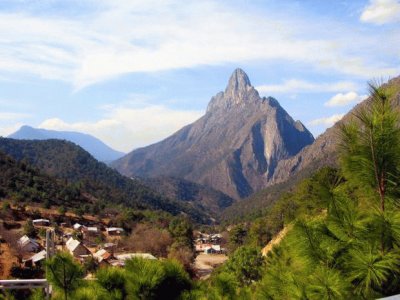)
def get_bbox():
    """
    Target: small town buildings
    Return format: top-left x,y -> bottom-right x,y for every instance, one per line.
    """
65,237 -> 91,257
116,253 -> 157,261
195,243 -> 224,254
23,250 -> 46,267
18,235 -> 40,252
106,227 -> 124,236
32,219 -> 50,227
73,223 -> 83,231
82,226 -> 99,237
107,253 -> 157,267
93,249 -> 113,264
204,246 -> 217,254
102,243 -> 116,251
